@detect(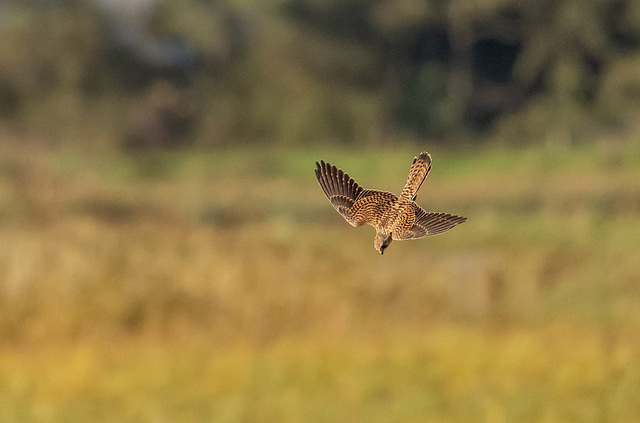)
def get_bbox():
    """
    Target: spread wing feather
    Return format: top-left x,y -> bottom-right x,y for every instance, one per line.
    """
315,160 -> 366,227
393,205 -> 466,240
